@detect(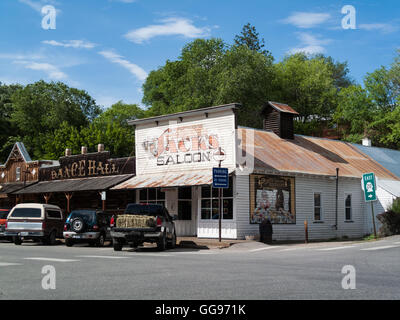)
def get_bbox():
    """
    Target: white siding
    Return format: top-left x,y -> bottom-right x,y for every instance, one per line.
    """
235,174 -> 367,241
